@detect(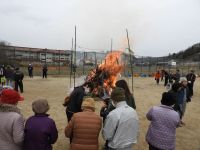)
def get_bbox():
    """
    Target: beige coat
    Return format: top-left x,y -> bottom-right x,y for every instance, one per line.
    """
65,109 -> 102,150
0,104 -> 24,150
